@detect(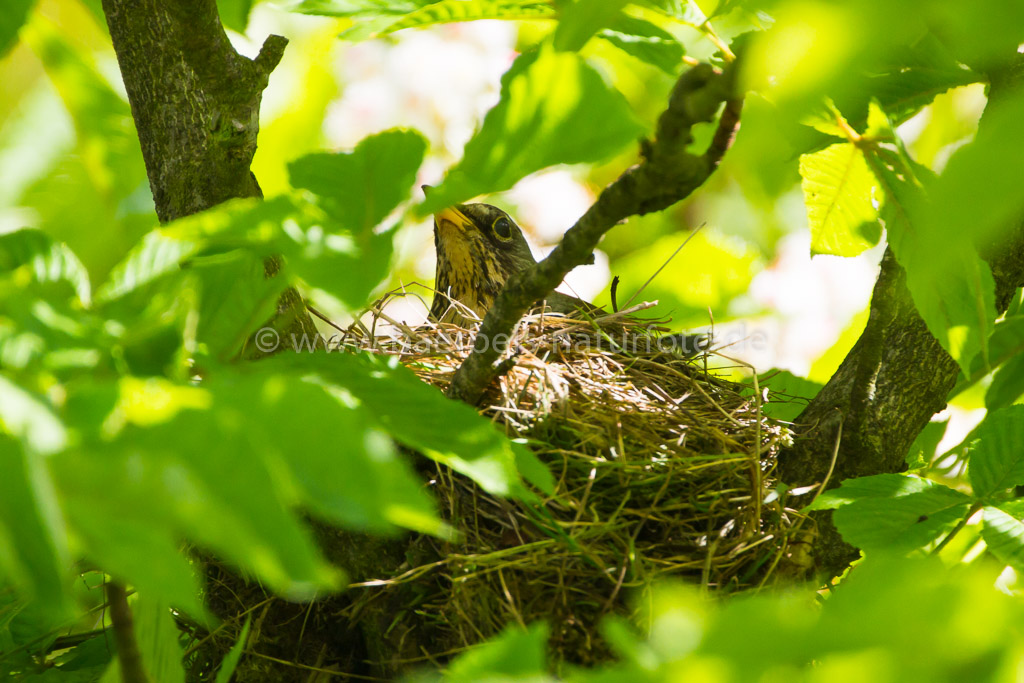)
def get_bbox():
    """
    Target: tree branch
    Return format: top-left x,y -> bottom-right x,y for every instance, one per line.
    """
447,63 -> 742,404
101,0 -> 317,344
106,580 -> 148,683
781,52 -> 1024,577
